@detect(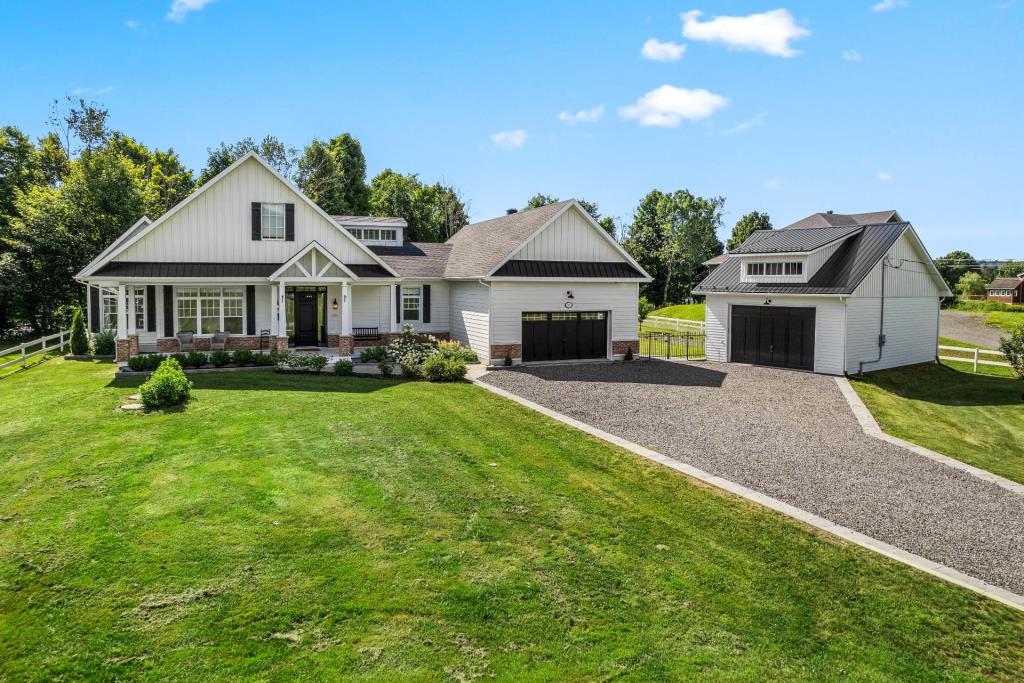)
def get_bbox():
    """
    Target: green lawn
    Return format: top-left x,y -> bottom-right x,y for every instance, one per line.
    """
2,360 -> 1024,680
937,337 -> 1015,378
851,362 -> 1024,484
951,300 -> 1024,334
648,302 -> 705,321
986,310 -> 1024,334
